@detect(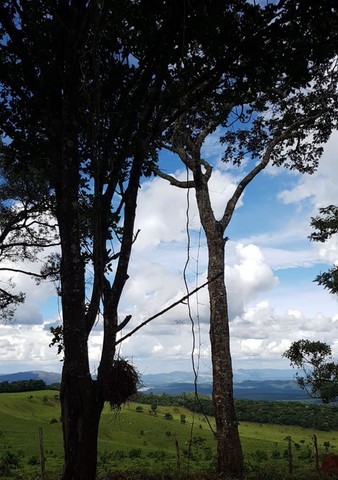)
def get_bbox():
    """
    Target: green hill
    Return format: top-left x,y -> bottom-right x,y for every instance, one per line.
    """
0,390 -> 337,479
